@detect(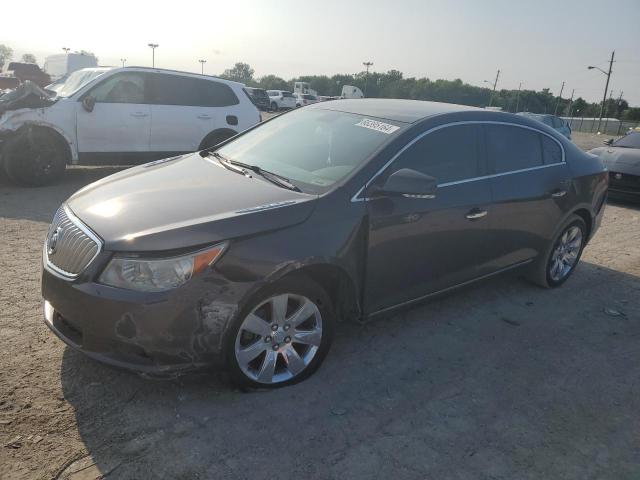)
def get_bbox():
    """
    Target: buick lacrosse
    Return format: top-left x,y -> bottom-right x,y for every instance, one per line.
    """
42,99 -> 608,387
